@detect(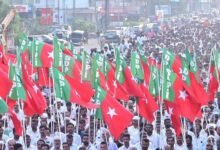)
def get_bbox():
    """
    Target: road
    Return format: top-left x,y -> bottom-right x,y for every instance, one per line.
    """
75,38 -> 100,53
